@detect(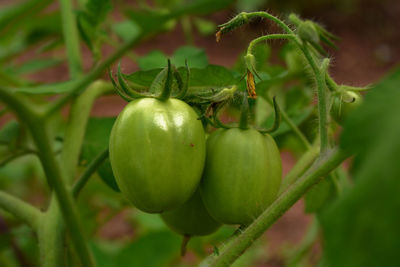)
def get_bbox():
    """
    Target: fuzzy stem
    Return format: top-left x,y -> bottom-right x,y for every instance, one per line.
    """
246,12 -> 294,35
202,148 -> 348,267
247,34 -> 296,55
300,45 -> 330,153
